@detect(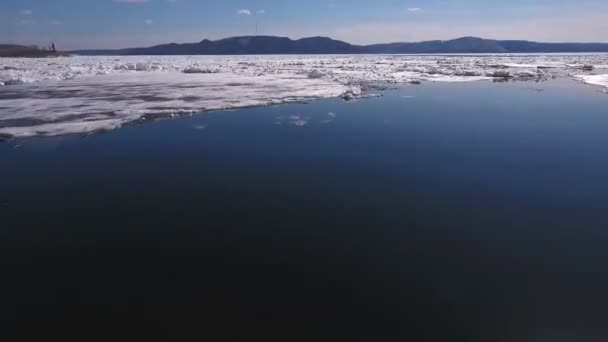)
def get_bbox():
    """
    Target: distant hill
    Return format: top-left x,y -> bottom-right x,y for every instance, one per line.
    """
366,37 -> 509,54
70,36 -> 608,56
72,36 -> 364,56
367,37 -> 608,54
